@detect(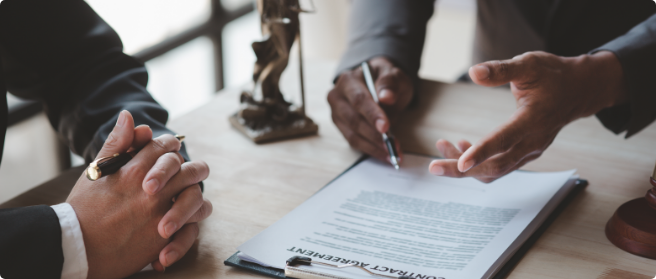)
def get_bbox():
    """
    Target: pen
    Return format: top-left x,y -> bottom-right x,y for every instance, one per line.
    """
361,61 -> 400,170
86,135 -> 186,181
